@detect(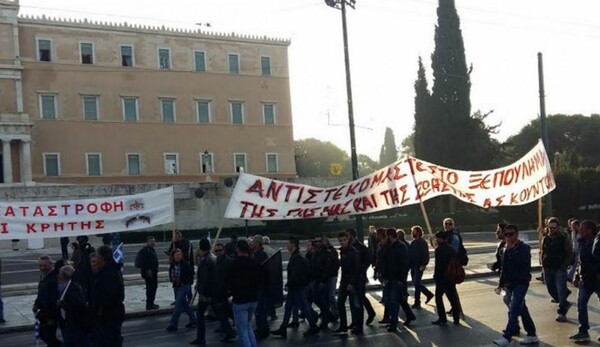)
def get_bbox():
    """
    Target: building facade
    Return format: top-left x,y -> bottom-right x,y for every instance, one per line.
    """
0,0 -> 296,185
